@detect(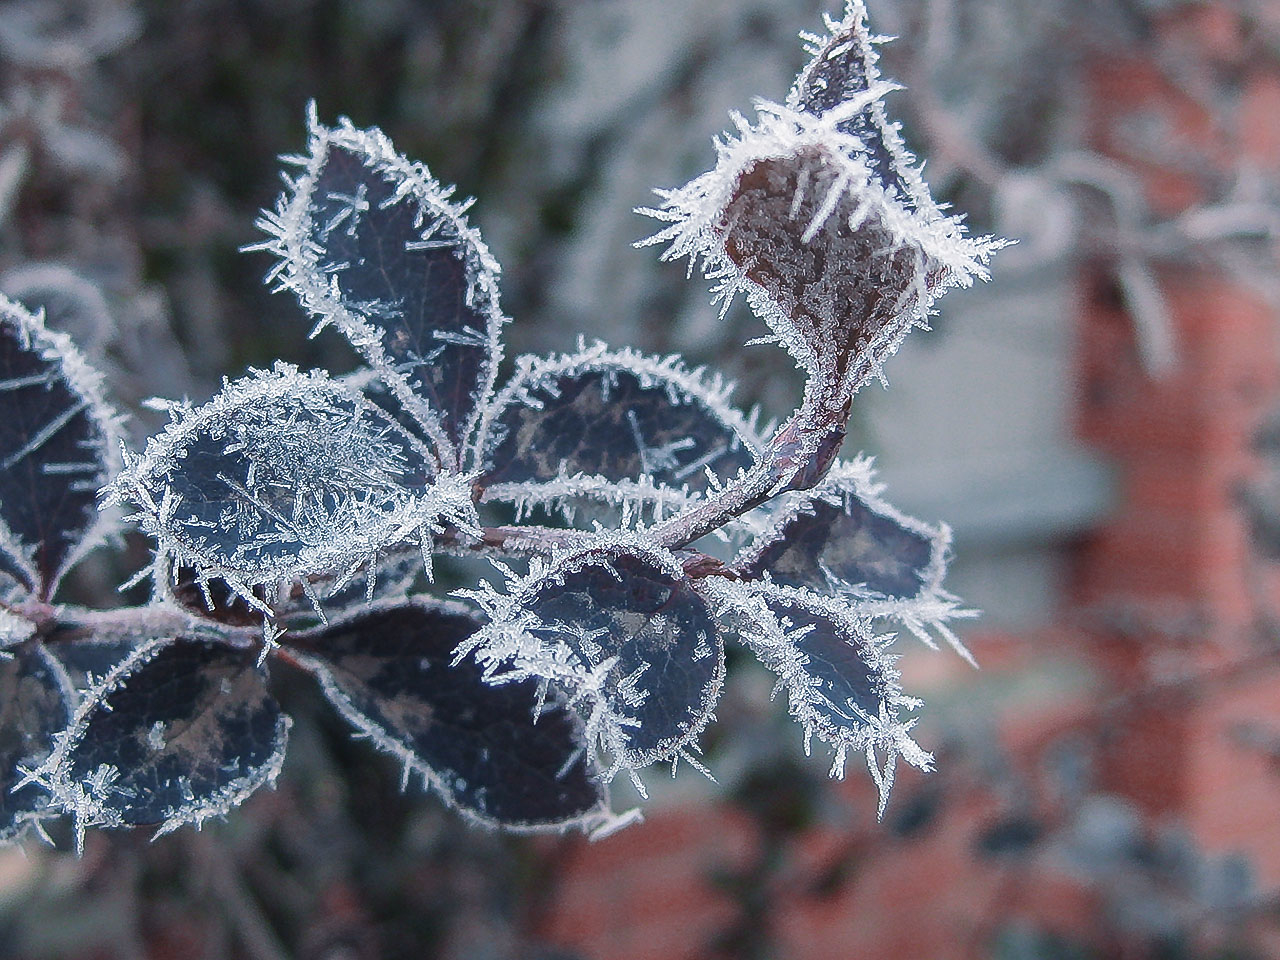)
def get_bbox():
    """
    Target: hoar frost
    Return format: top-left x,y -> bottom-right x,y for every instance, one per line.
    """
1,0 -> 1004,847
639,1 -> 1006,413
107,363 -> 477,611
